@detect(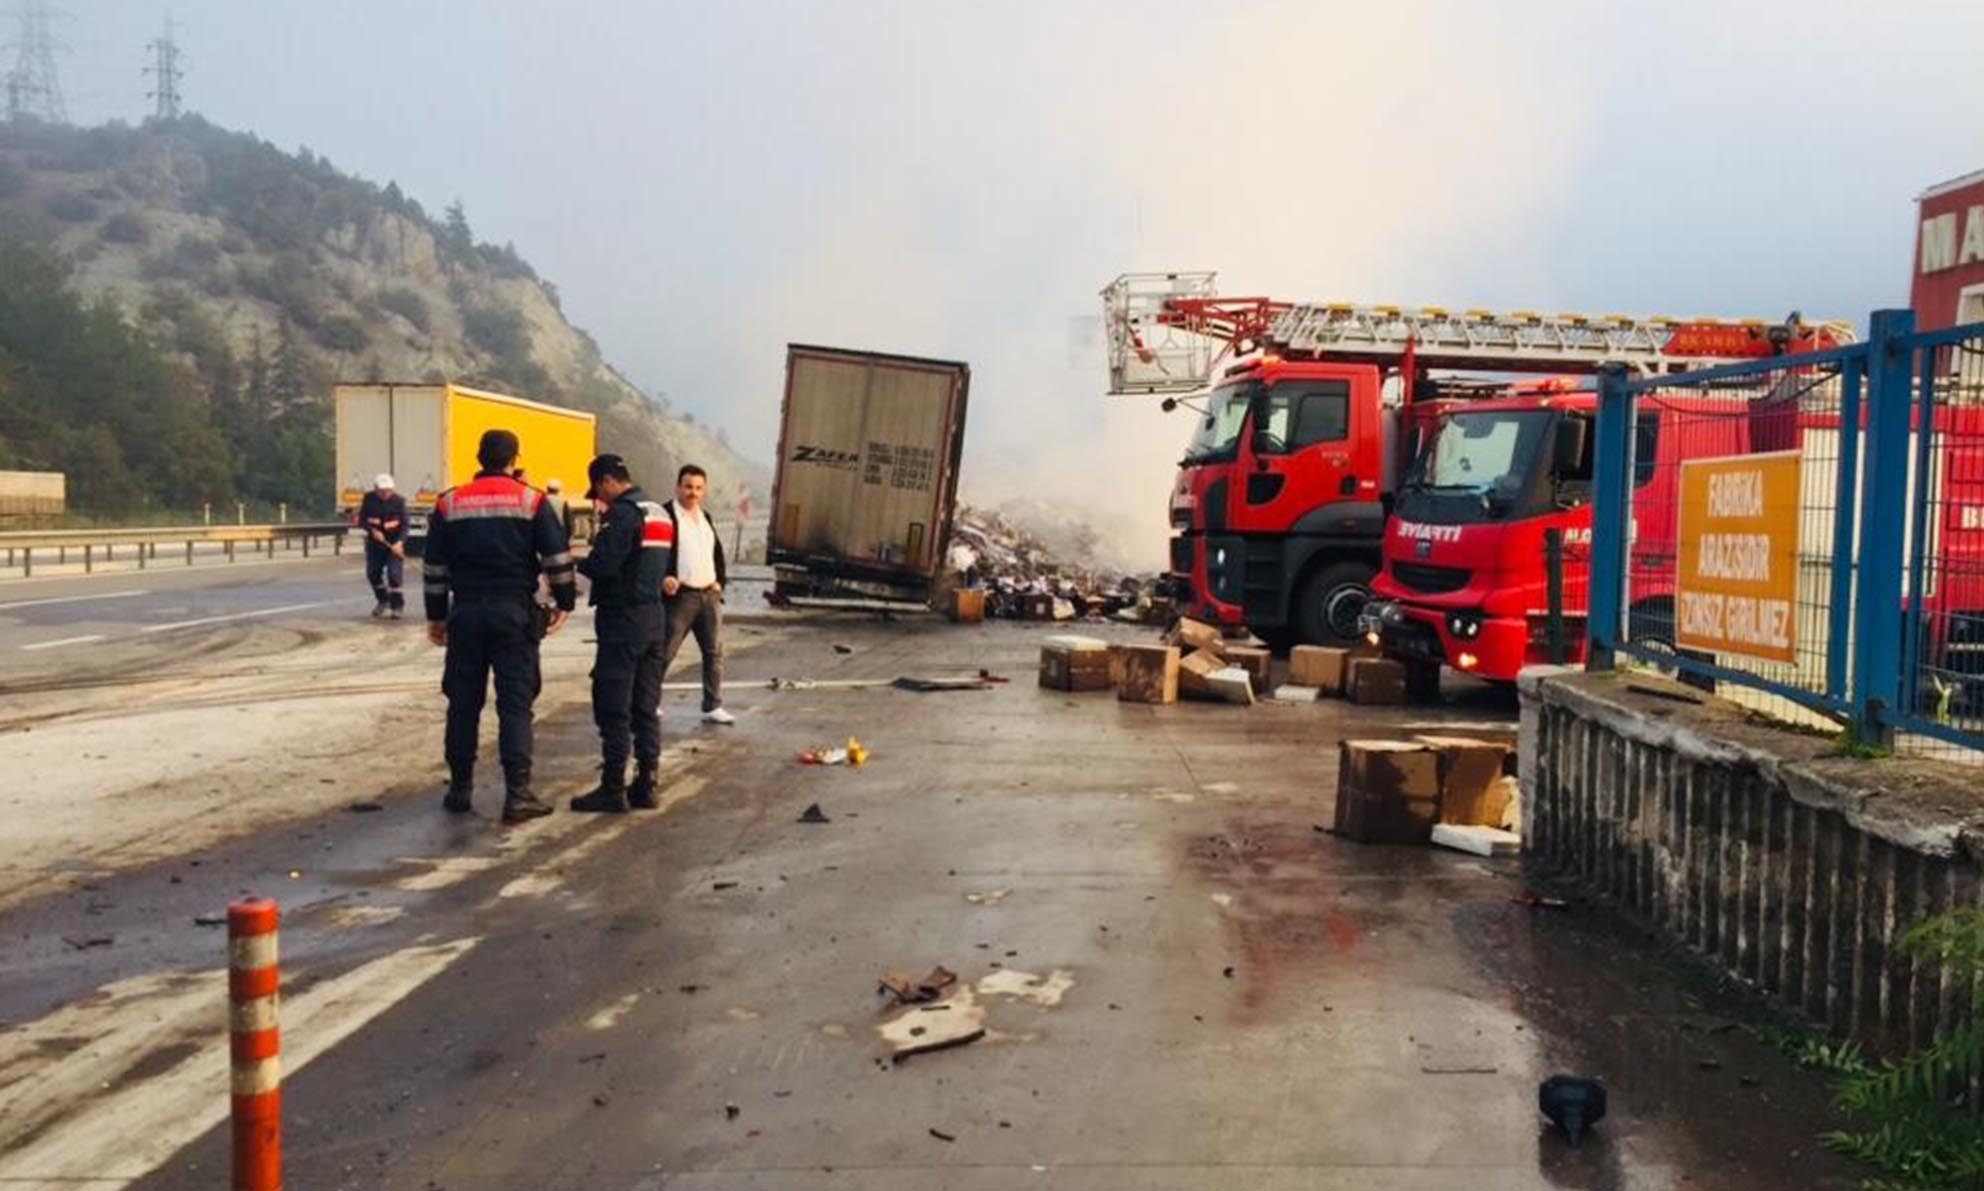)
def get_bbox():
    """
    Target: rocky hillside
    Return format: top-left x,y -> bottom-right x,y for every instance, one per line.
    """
0,116 -> 761,514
